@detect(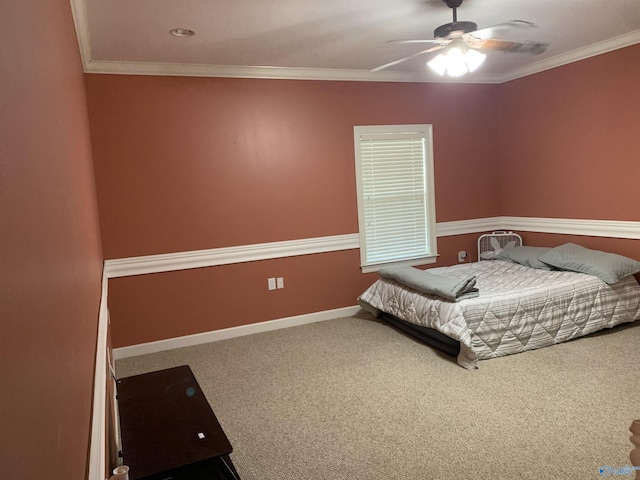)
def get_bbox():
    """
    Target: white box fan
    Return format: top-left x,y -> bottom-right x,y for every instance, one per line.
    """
478,231 -> 522,261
